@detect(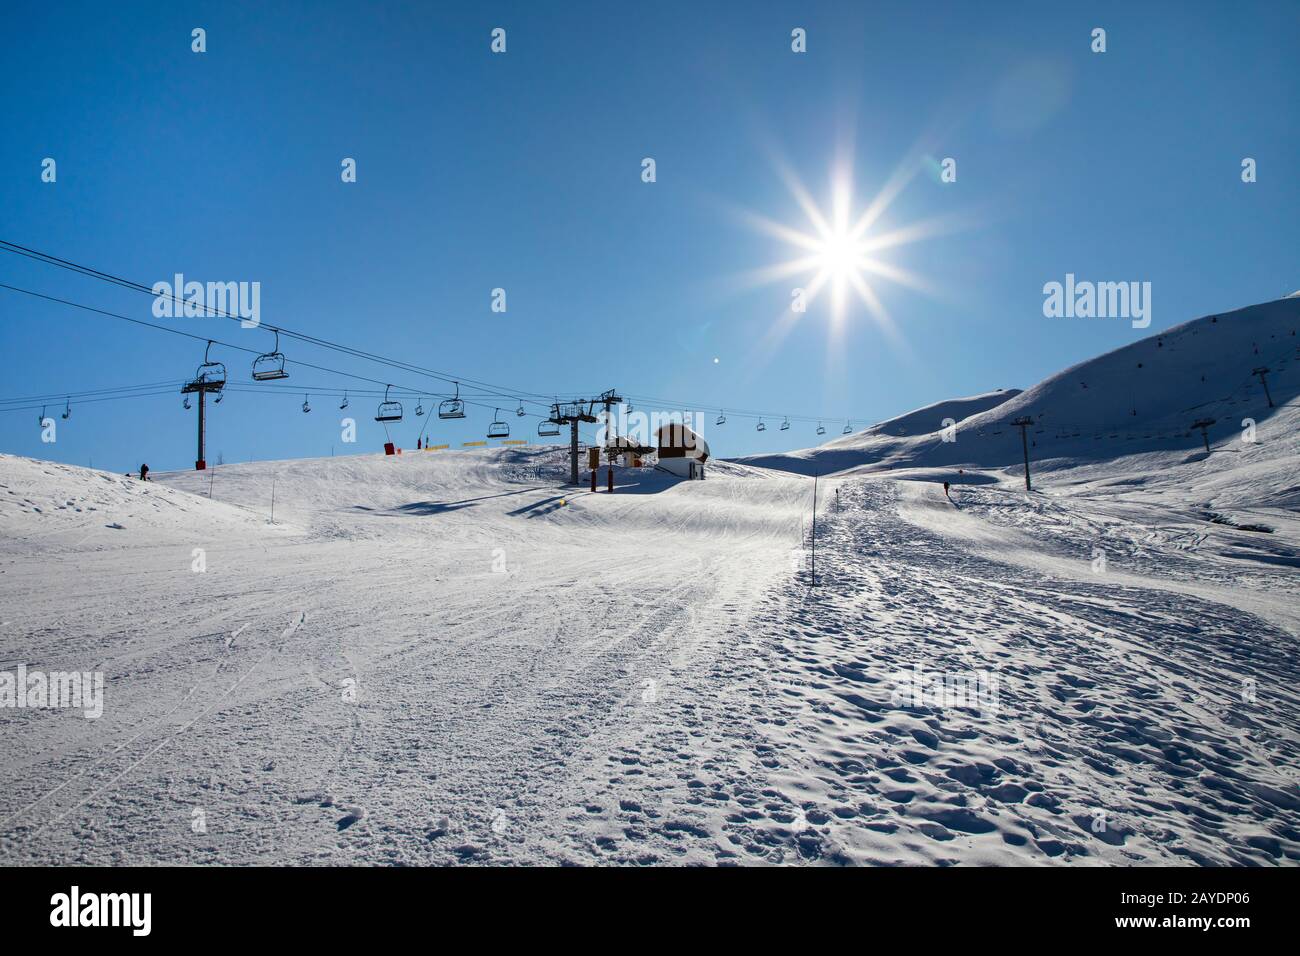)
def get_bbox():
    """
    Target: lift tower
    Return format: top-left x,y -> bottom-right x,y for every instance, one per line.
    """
546,389 -> 621,485
181,344 -> 227,470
